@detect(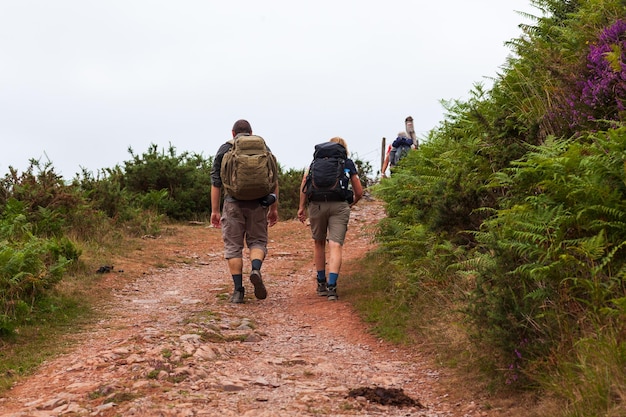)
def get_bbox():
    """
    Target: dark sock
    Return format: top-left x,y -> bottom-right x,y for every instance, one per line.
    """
232,274 -> 243,290
317,270 -> 326,283
251,259 -> 262,271
328,272 -> 339,286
